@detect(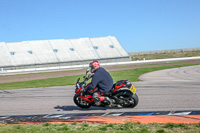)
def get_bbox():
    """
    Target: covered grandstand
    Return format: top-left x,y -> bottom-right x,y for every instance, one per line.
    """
0,36 -> 130,70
